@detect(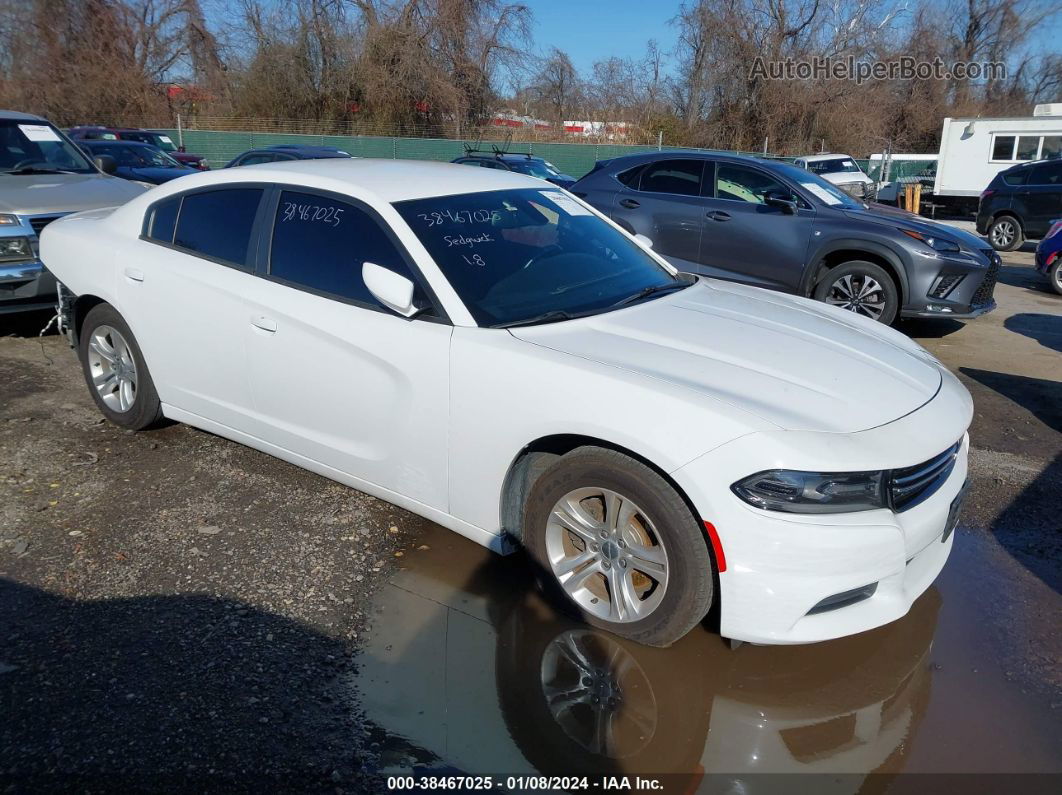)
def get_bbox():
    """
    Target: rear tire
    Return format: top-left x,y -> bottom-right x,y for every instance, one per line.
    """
521,447 -> 714,647
813,260 -> 899,324
78,303 -> 163,431
988,214 -> 1023,252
